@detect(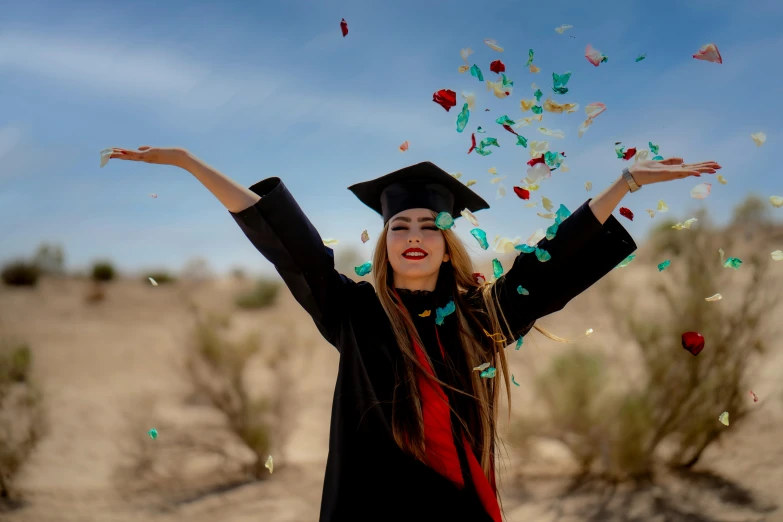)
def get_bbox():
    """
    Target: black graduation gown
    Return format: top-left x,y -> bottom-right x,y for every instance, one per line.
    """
229,177 -> 637,522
